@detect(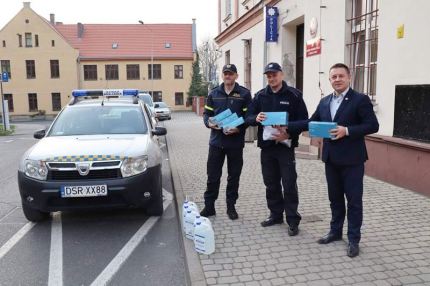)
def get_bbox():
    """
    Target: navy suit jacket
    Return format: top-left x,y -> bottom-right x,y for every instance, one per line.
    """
288,88 -> 379,166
